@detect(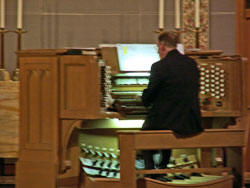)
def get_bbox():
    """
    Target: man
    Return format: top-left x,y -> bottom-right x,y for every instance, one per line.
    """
141,31 -> 203,175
